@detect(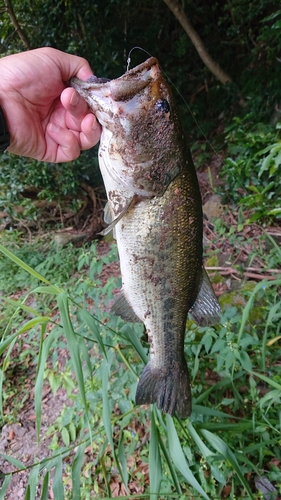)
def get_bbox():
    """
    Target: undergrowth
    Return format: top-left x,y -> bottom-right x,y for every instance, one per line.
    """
0,230 -> 280,499
221,116 -> 281,222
